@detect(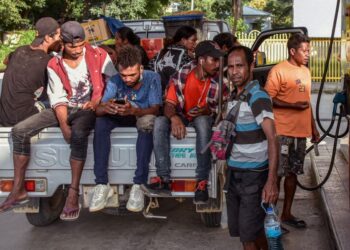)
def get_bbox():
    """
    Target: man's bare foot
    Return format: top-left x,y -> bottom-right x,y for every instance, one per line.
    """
0,190 -> 29,213
60,187 -> 81,221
